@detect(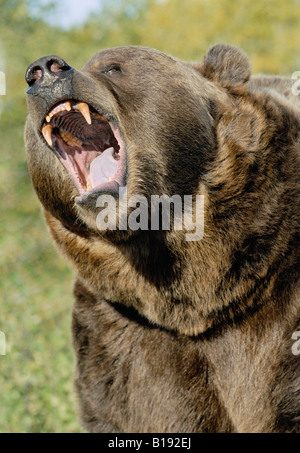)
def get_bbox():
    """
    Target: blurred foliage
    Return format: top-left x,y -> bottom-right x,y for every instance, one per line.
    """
1,0 -> 300,433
